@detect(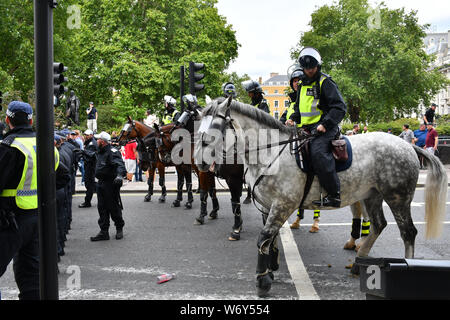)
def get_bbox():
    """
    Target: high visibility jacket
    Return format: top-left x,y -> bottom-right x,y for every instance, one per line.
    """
162,110 -> 179,125
0,137 -> 59,210
286,101 -> 296,123
298,74 -> 328,127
